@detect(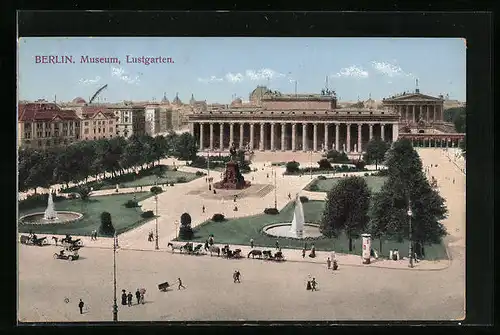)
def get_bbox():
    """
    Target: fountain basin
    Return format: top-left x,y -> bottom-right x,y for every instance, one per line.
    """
263,223 -> 323,239
19,211 -> 83,225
